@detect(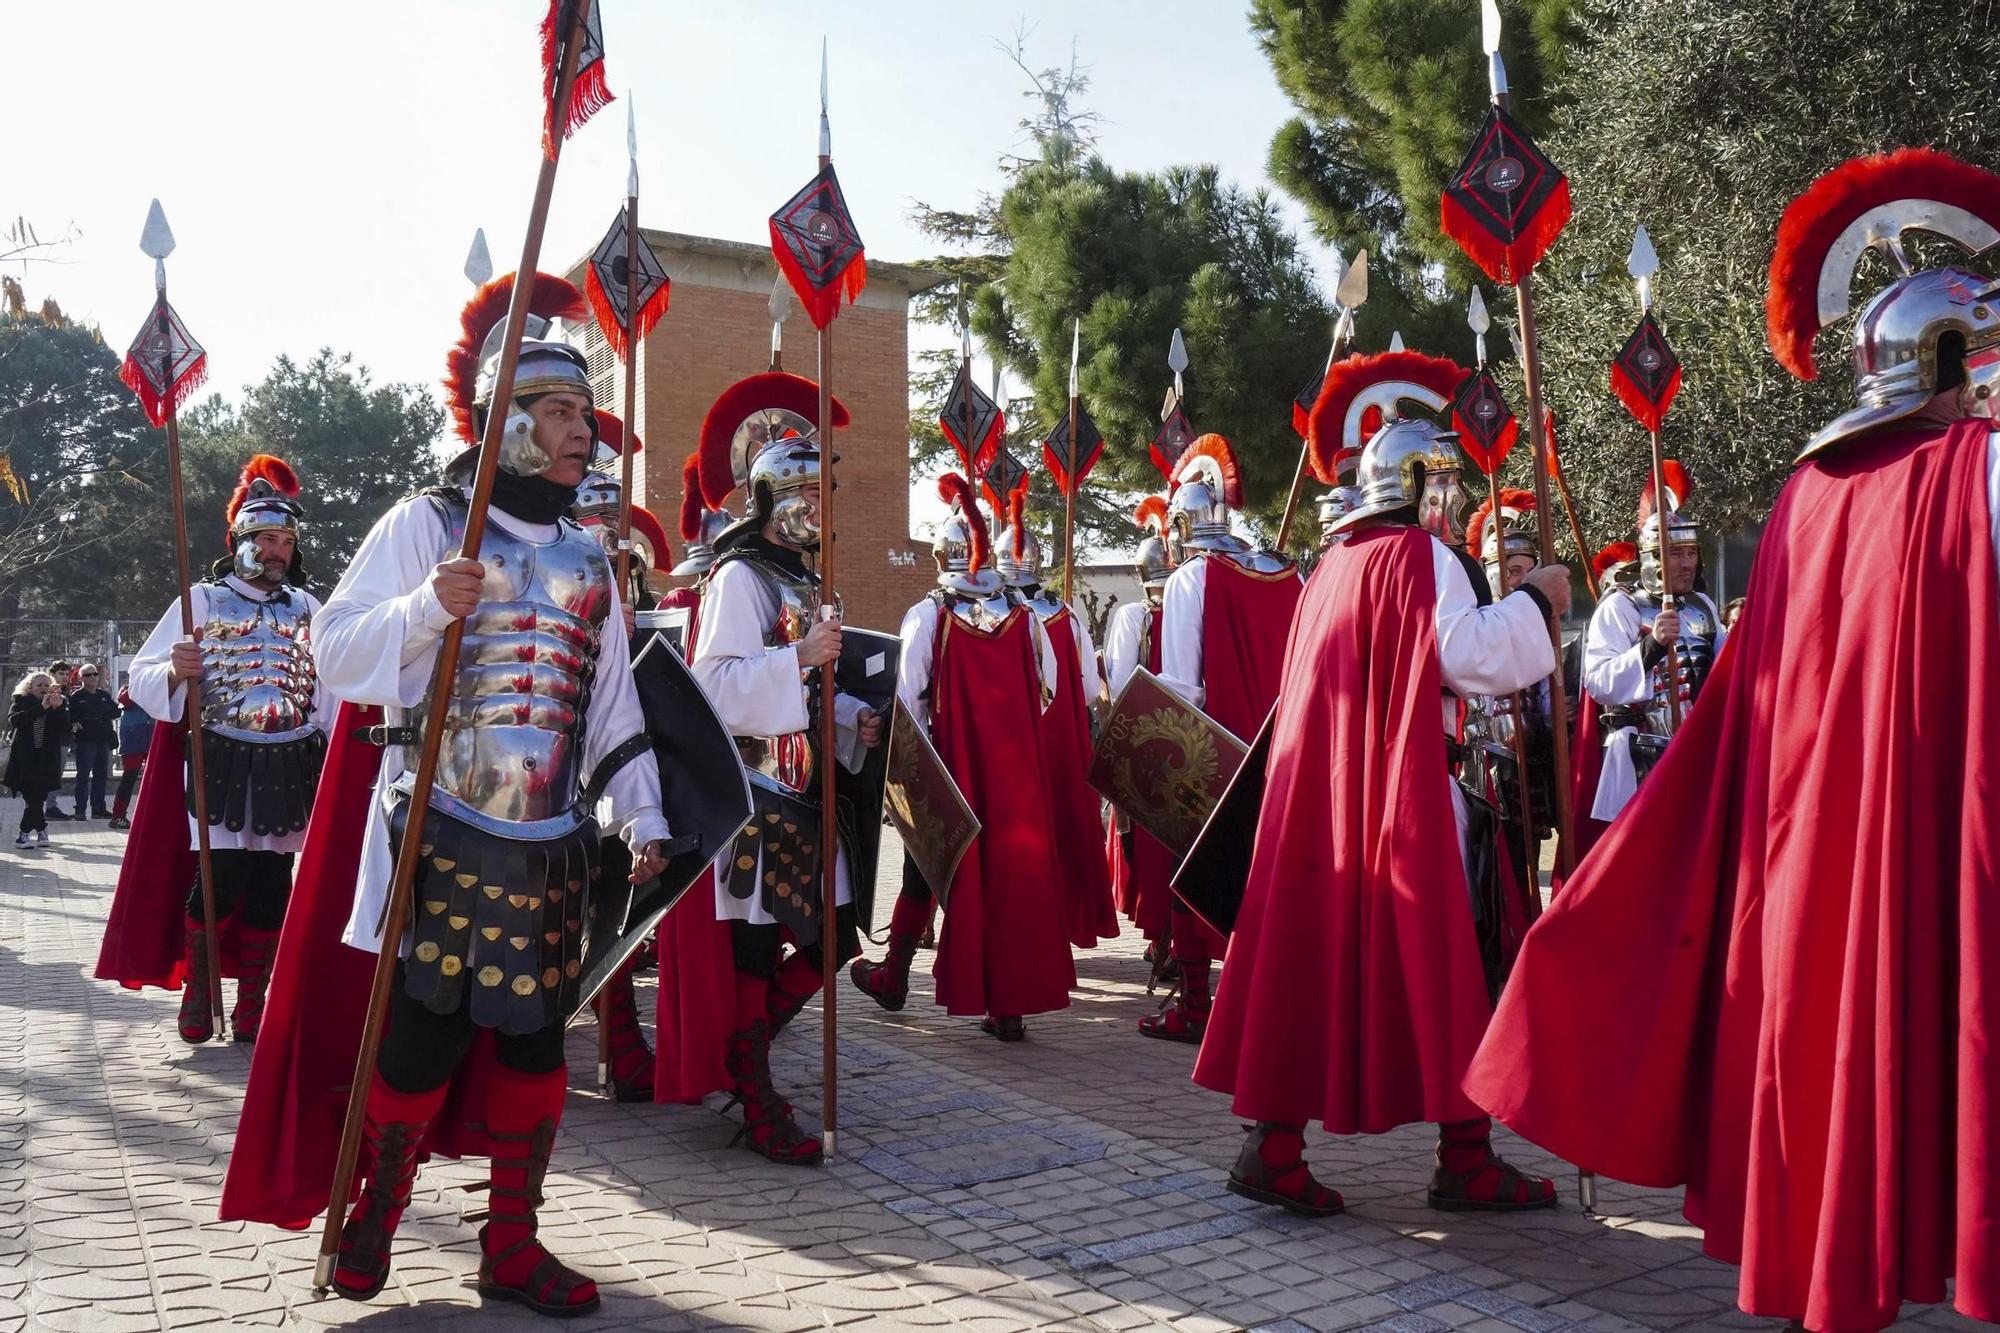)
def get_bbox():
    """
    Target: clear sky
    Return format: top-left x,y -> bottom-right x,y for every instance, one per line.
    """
11,0 -> 1337,405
